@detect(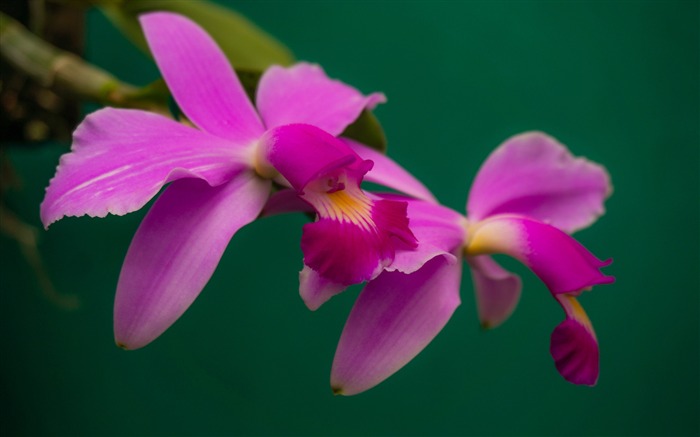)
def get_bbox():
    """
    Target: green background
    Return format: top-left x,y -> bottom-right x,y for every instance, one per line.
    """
2,1 -> 698,435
